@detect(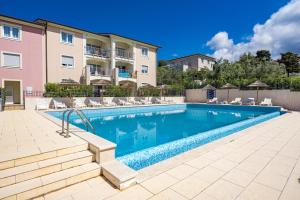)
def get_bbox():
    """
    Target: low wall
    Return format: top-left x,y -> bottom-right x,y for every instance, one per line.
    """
185,89 -> 300,111
25,96 -> 185,110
